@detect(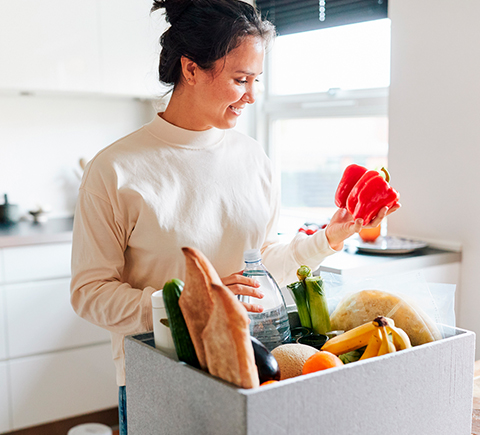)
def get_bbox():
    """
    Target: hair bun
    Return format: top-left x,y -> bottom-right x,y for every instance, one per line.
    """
151,0 -> 192,25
